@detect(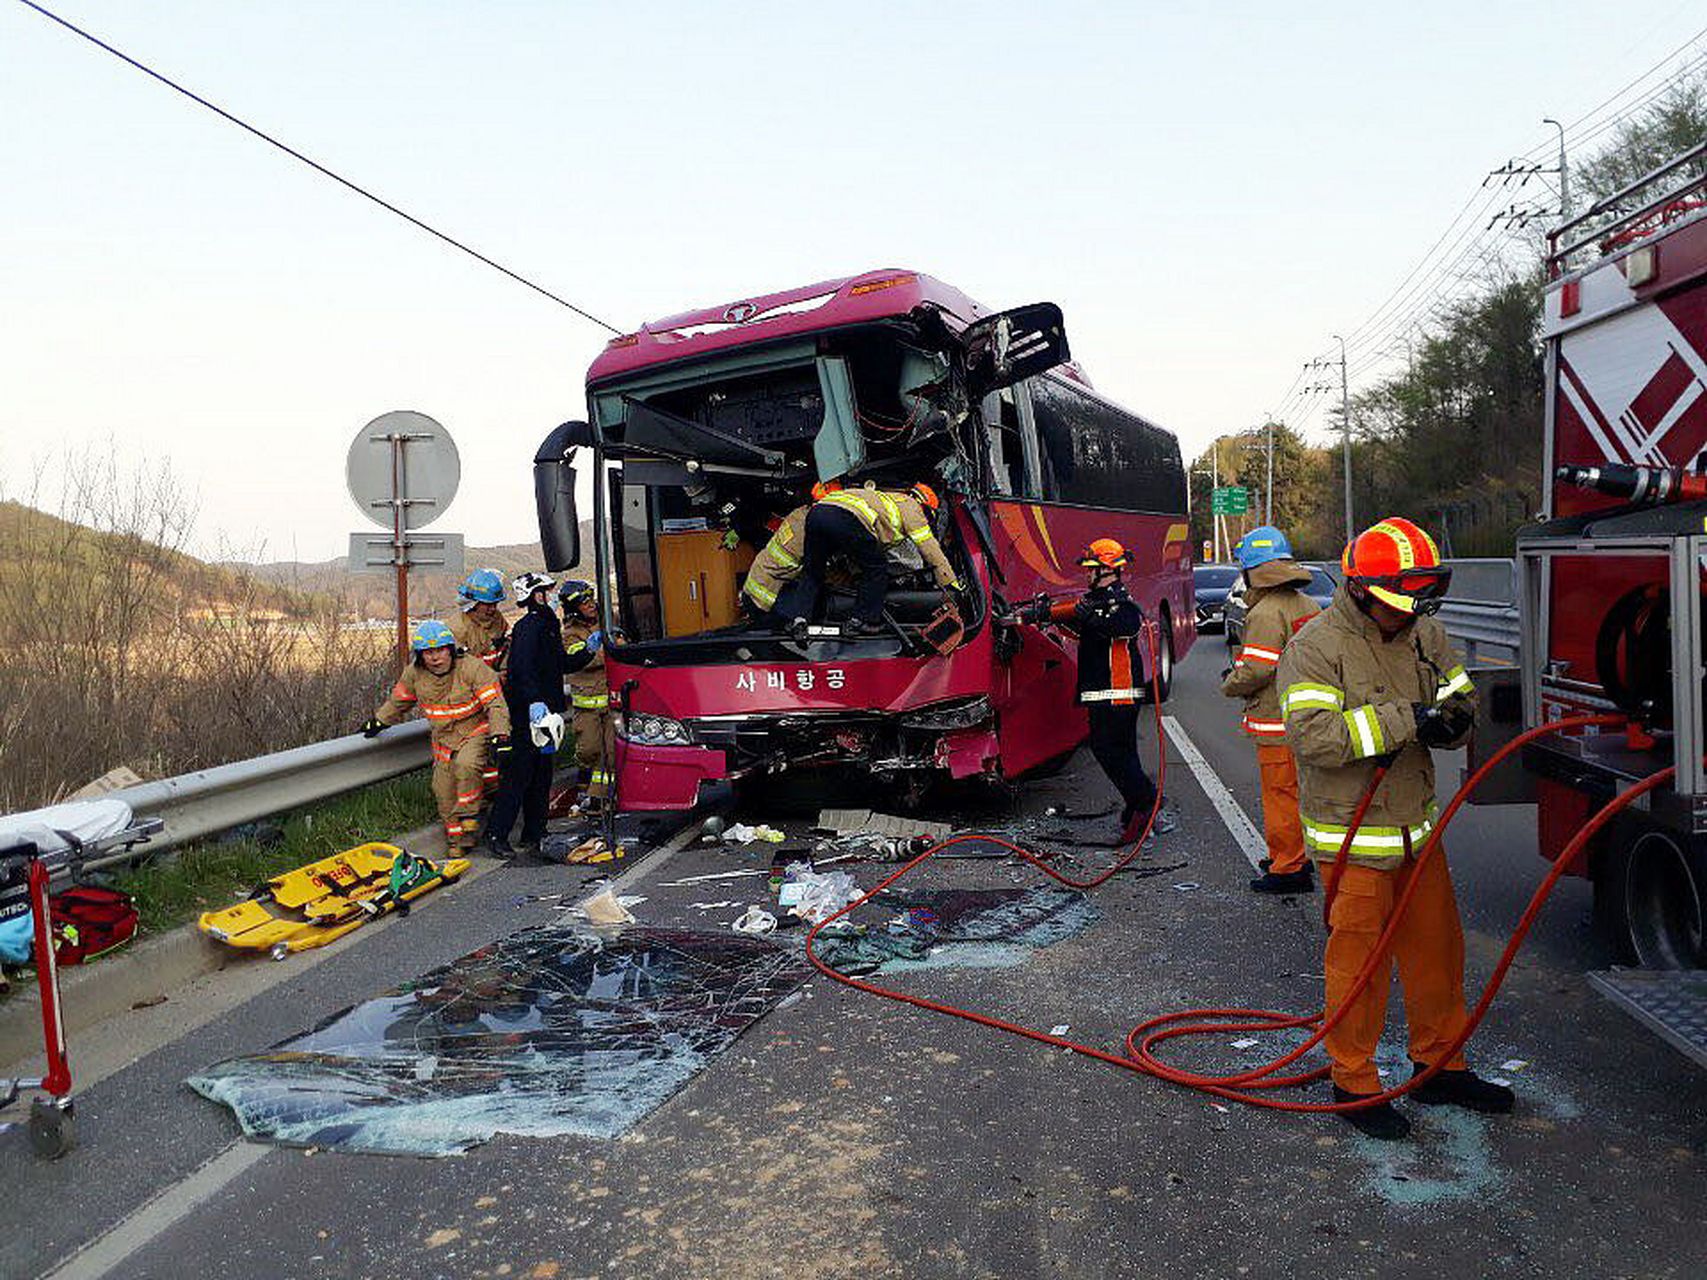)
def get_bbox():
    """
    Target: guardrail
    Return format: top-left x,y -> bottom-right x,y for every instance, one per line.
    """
1437,557 -> 1520,665
105,721 -> 432,854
